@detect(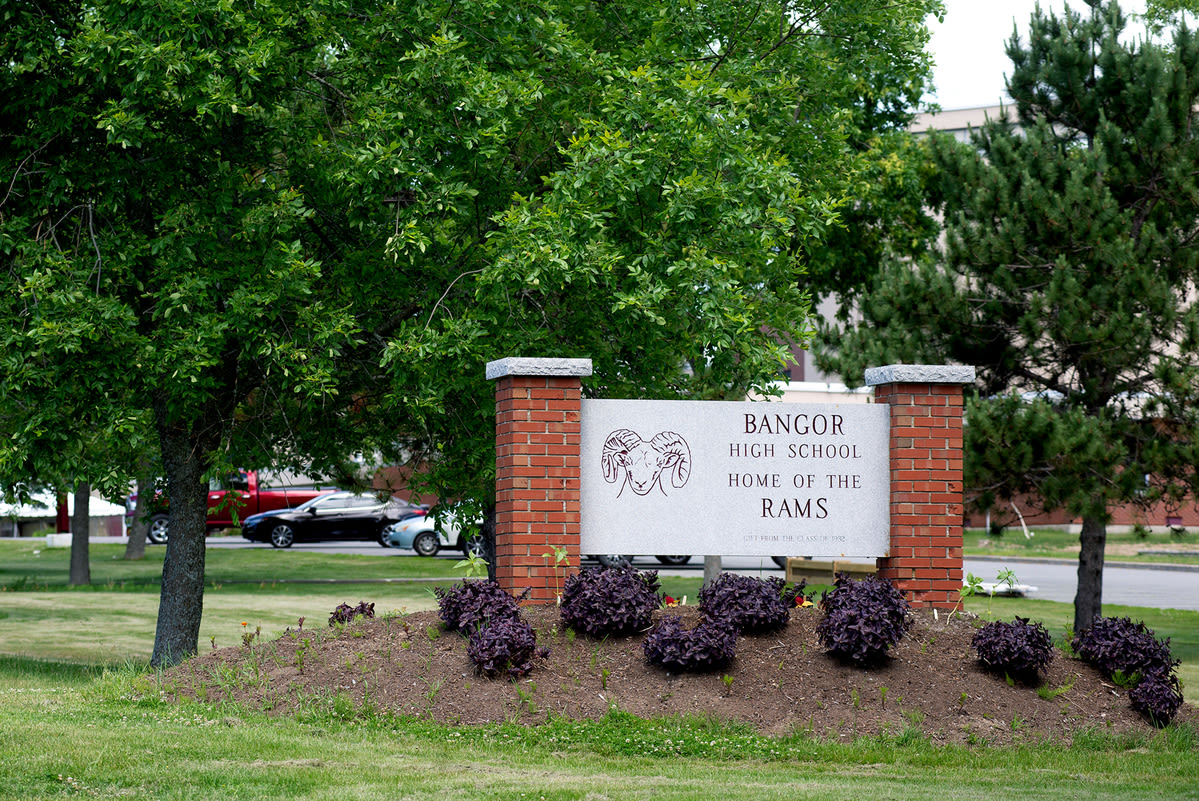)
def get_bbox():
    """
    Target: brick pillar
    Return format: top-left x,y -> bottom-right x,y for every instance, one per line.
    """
865,364 -> 975,609
486,357 -> 592,604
